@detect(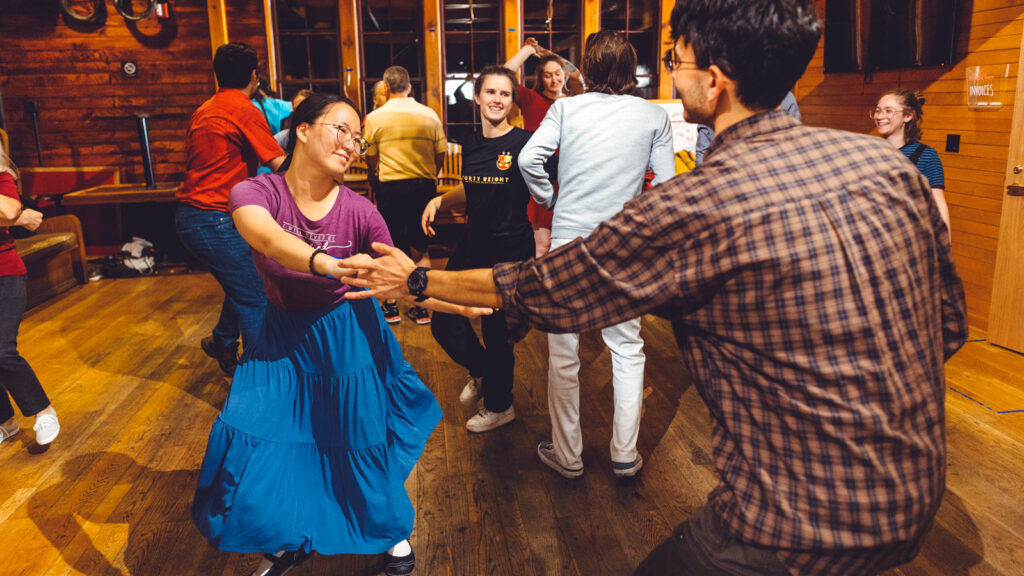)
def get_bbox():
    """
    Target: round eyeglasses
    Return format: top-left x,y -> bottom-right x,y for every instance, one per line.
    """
868,107 -> 906,119
315,122 -> 370,155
